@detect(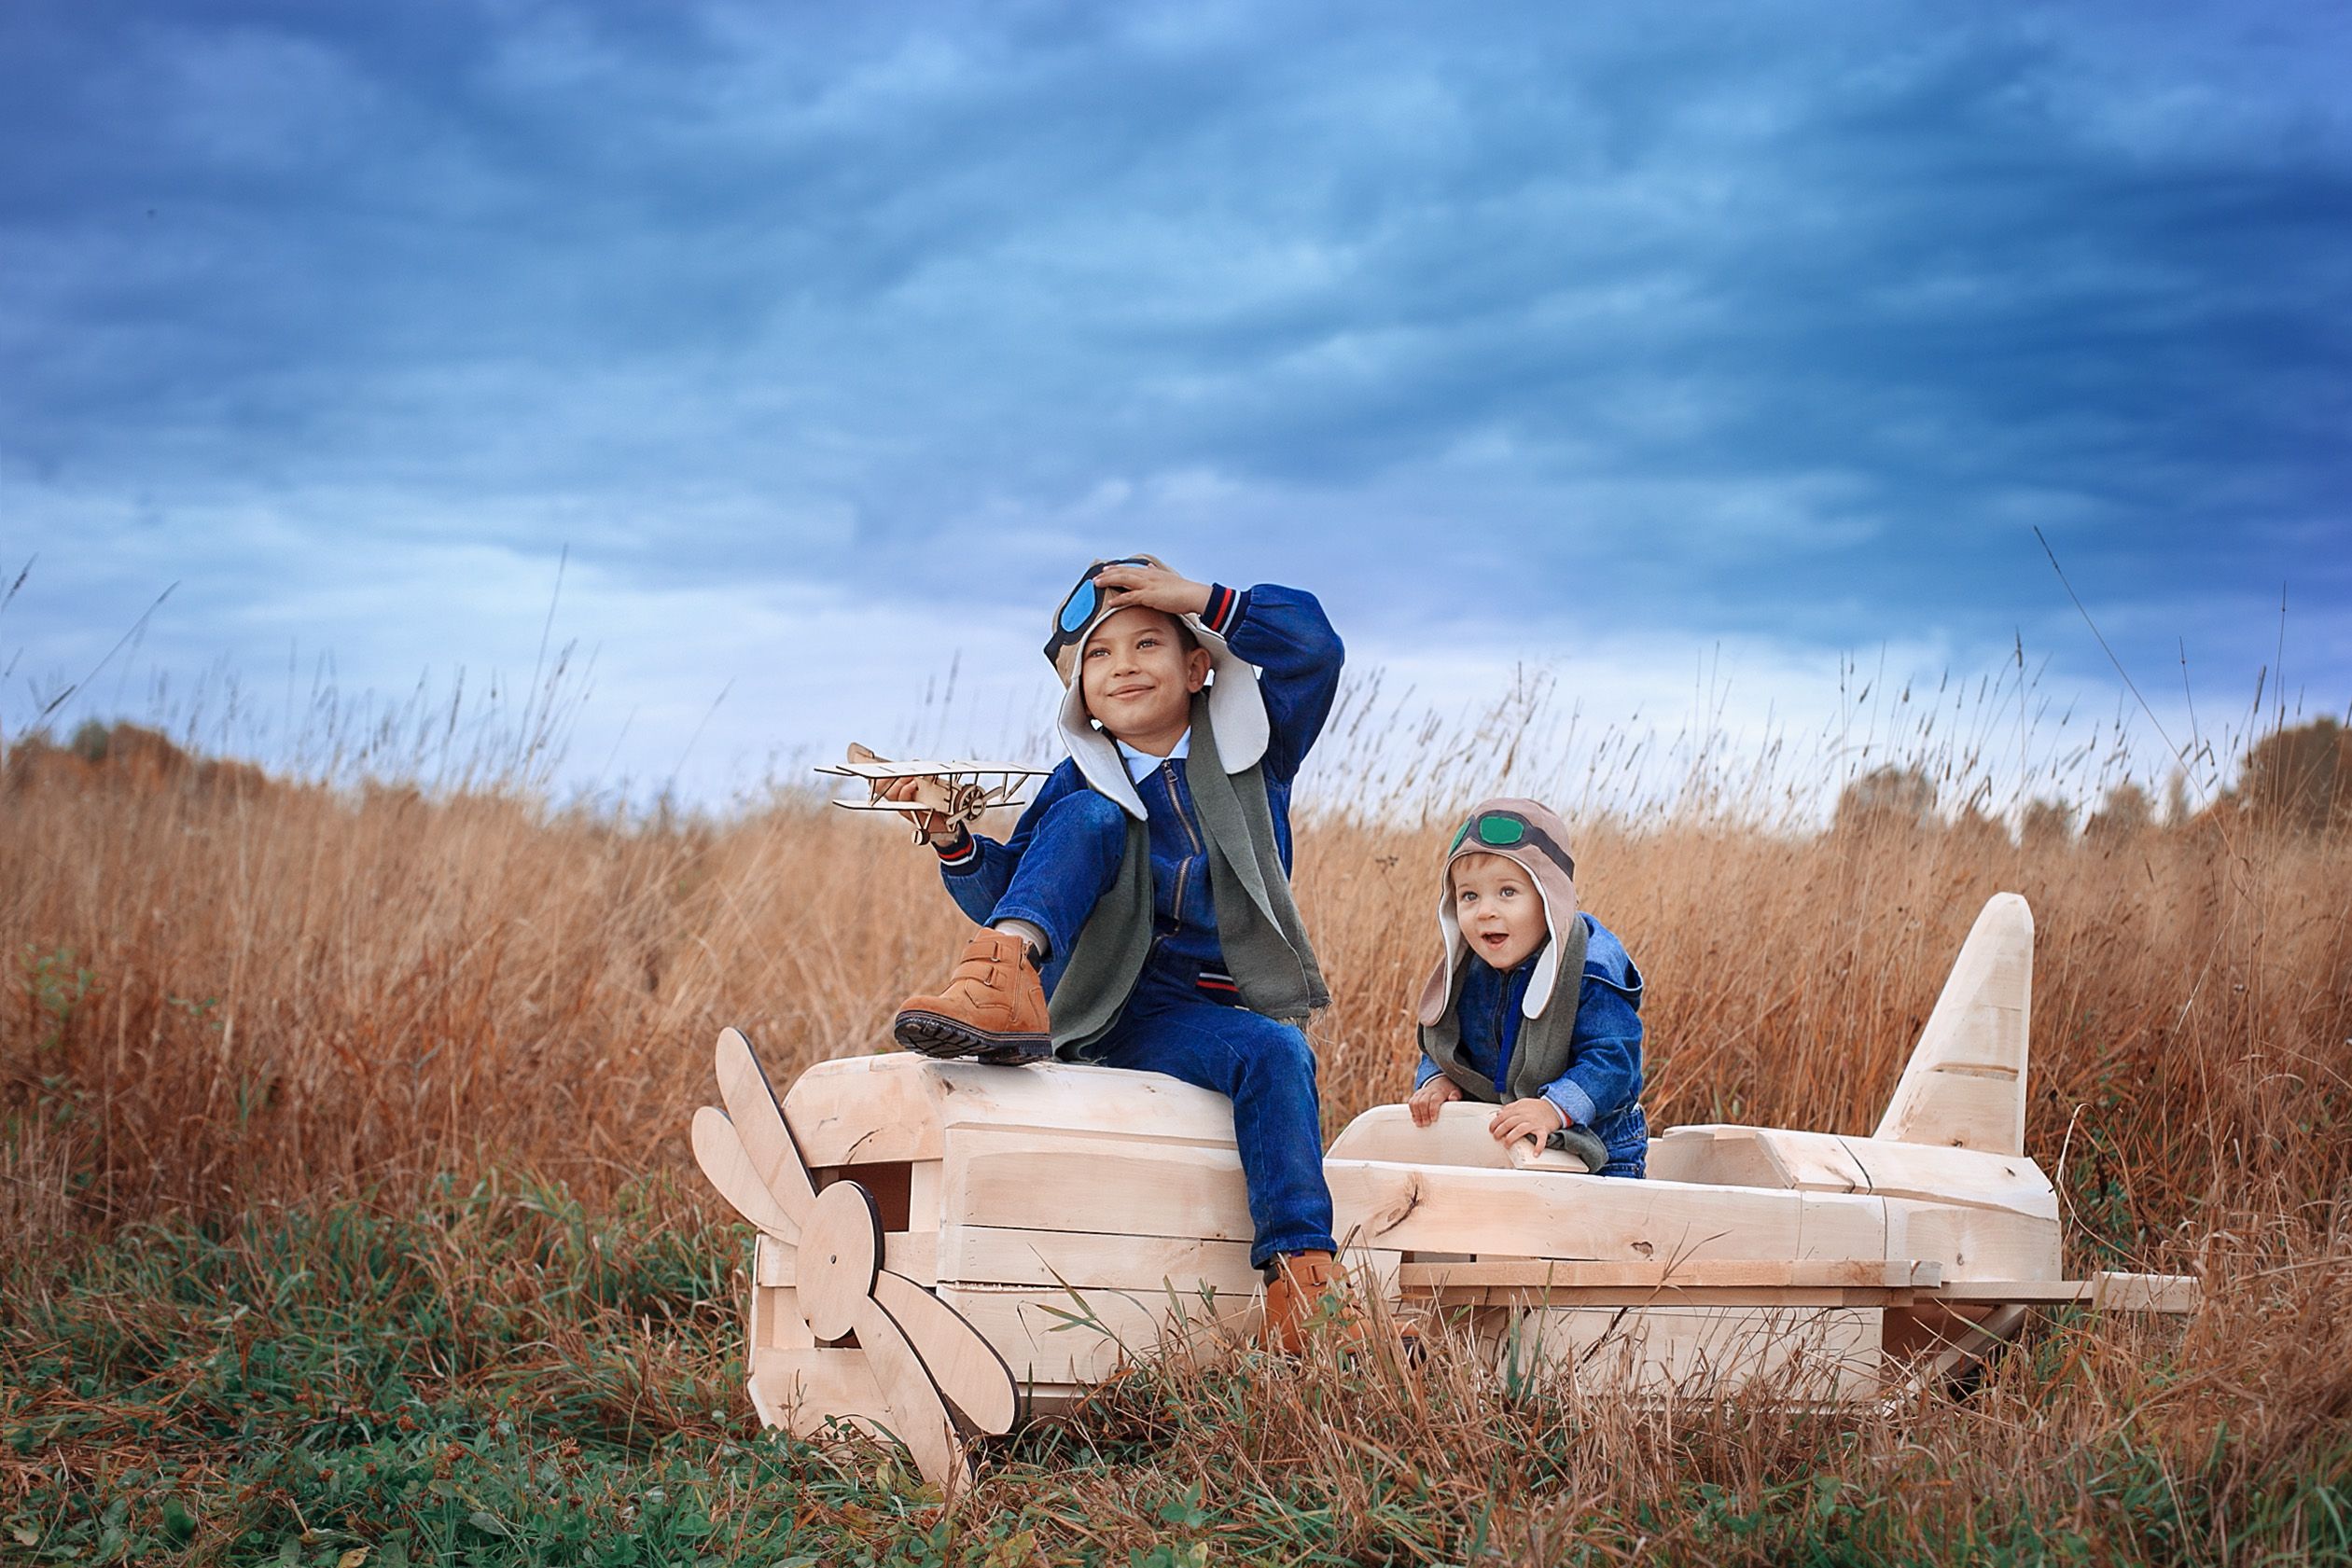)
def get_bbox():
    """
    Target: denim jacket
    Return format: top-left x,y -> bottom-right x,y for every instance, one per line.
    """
939,584 -> 1343,992
1414,912 -> 1649,1171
